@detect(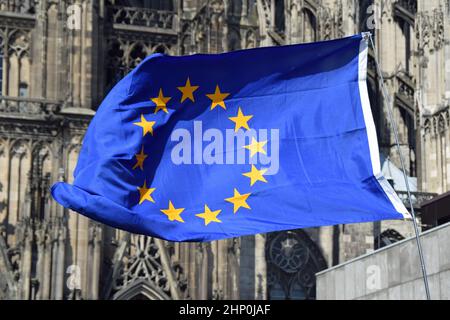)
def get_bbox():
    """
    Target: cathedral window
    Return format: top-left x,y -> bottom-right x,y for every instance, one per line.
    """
399,18 -> 412,73
266,230 -> 327,300
274,0 -> 285,35
106,40 -> 127,92
399,107 -> 416,176
4,30 -> 30,98
129,42 -> 147,69
19,82 -> 28,97
358,0 -> 374,33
